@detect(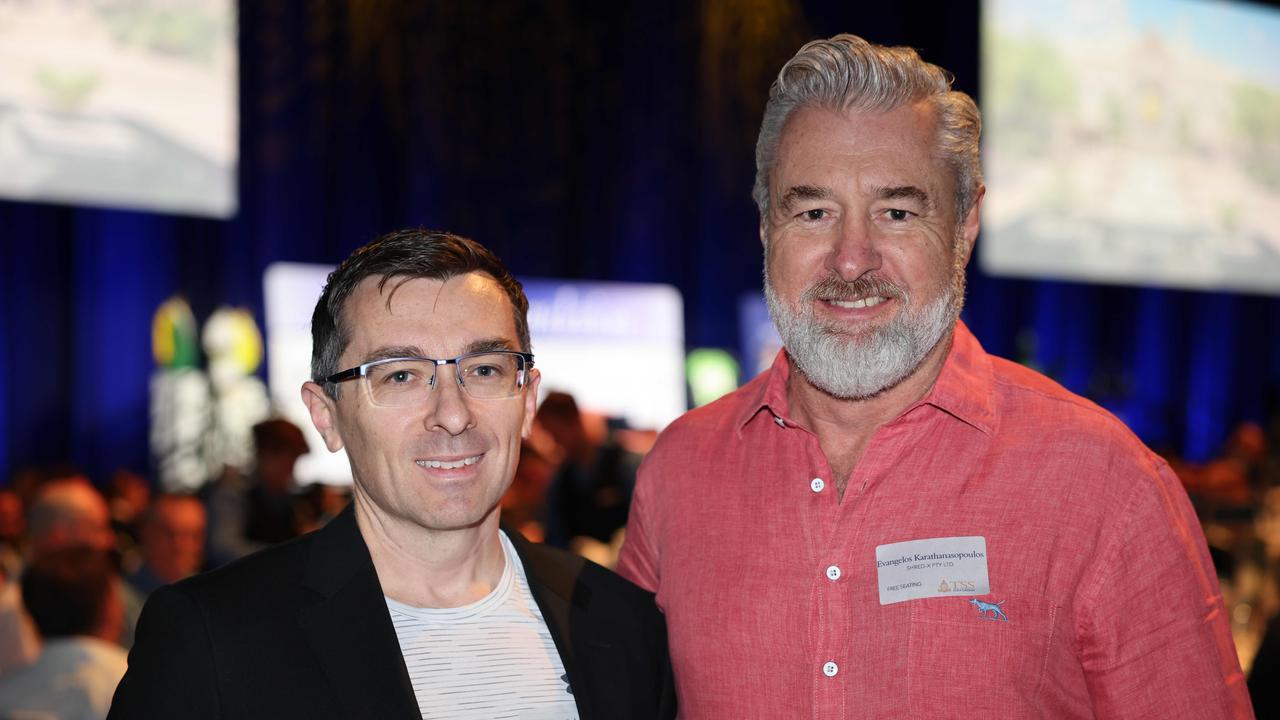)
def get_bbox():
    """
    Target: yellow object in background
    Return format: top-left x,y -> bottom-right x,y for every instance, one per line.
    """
152,296 -> 200,369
